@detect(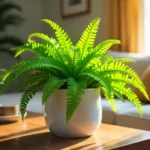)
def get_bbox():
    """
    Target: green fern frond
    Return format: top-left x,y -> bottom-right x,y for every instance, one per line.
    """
76,18 -> 100,58
102,87 -> 116,112
0,72 -> 22,94
79,70 -> 111,97
66,78 -> 87,121
17,71 -> 51,91
1,58 -> 70,93
0,68 -> 6,85
12,37 -> 67,64
93,40 -> 121,57
28,32 -> 73,64
11,42 -> 49,57
2,61 -> 27,80
28,34 -> 61,57
106,58 -> 134,64
109,73 -> 149,100
42,19 -> 73,57
75,51 -> 101,75
20,81 -> 44,120
75,41 -> 122,75
42,76 -> 66,105
3,57 -> 69,81
99,61 -> 144,87
111,88 -> 125,102
28,33 -> 51,43
112,83 -> 142,116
